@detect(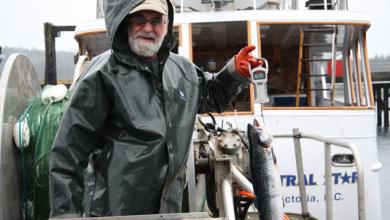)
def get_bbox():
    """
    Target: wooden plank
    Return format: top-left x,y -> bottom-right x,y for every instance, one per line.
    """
295,29 -> 304,106
206,111 -> 253,116
255,21 -> 370,26
188,23 -> 193,62
249,20 -> 254,113
175,25 -> 183,47
305,40 -> 312,107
